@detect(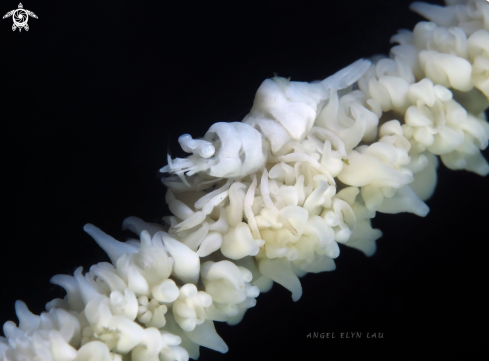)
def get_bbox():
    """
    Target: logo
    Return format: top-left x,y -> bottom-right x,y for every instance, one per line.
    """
3,3 -> 37,32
